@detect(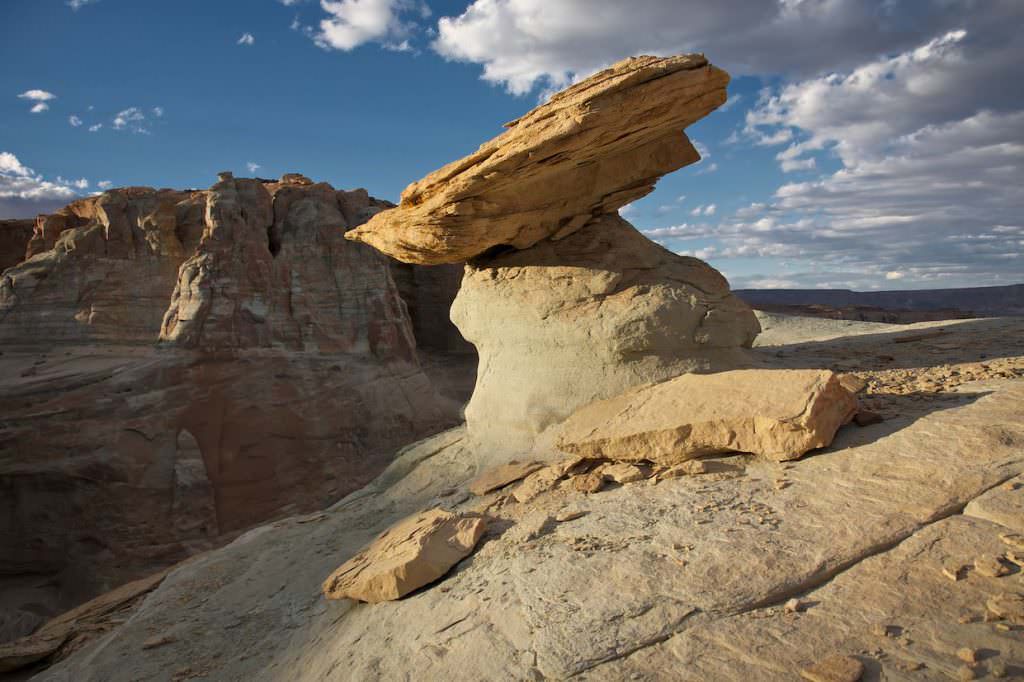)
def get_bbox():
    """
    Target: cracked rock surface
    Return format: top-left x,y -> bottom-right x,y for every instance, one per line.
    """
25,315 -> 1024,681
